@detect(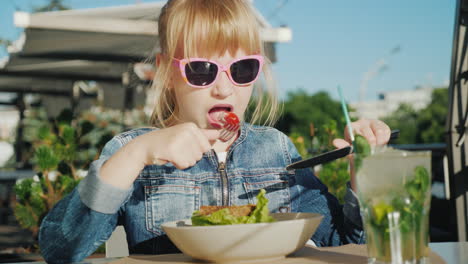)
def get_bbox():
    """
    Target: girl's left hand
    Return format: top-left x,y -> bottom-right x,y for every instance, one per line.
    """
332,118 -> 391,149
